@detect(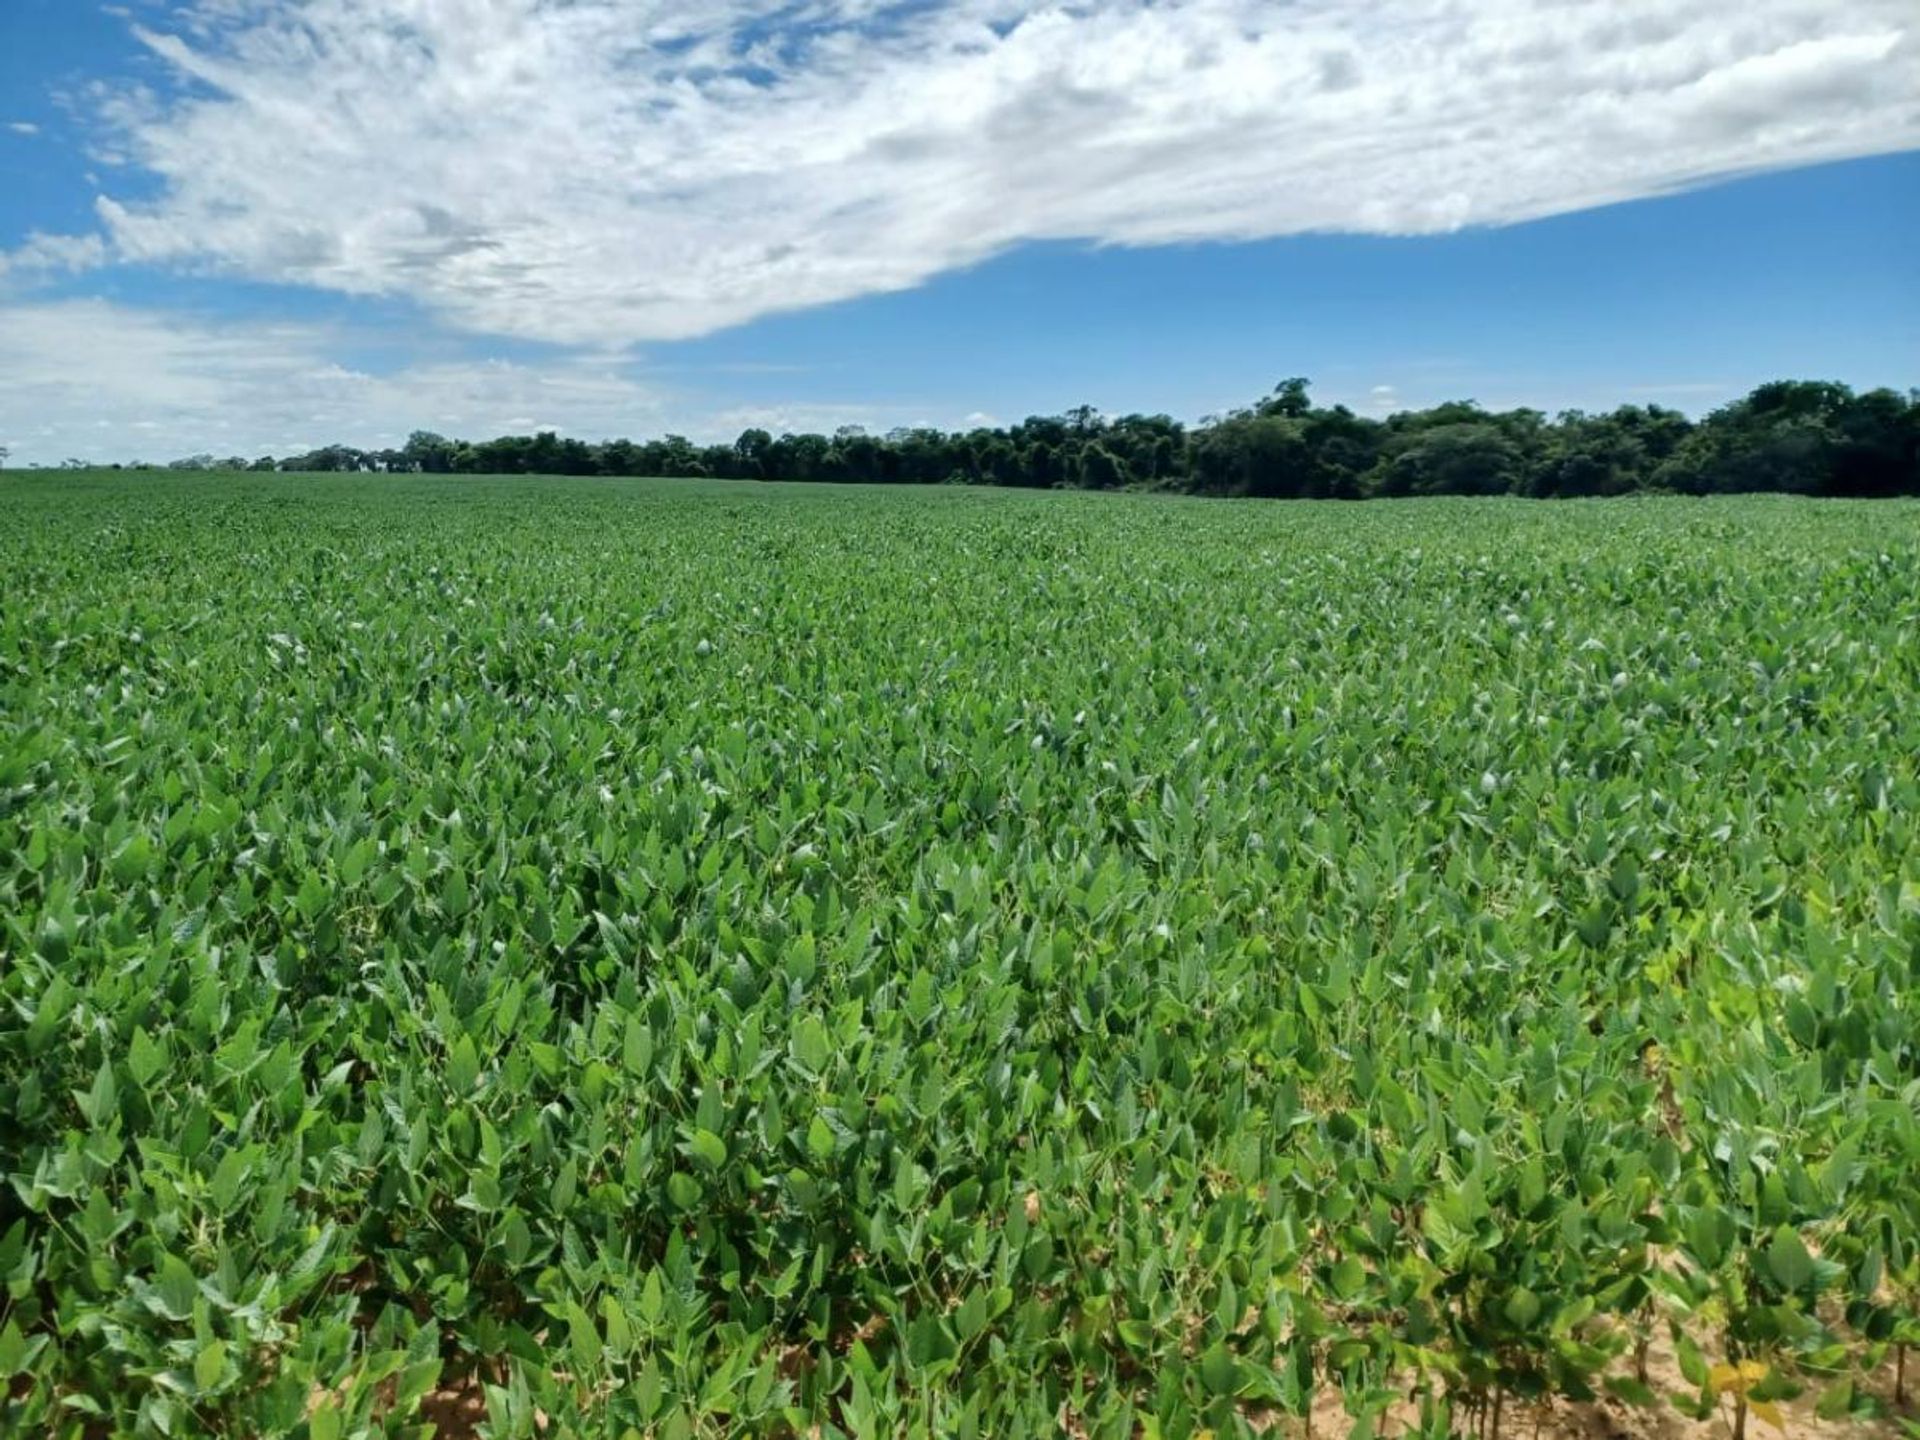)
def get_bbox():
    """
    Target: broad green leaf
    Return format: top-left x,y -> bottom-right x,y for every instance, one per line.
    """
1199,1341 -> 1241,1397
806,1113 -> 836,1162
193,1340 -> 225,1392
1503,1287 -> 1543,1329
155,1255 -> 198,1323
567,1301 -> 602,1375
791,1016 -> 832,1074
1330,1256 -> 1366,1300
446,1034 -> 481,1093
1765,1226 -> 1814,1293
